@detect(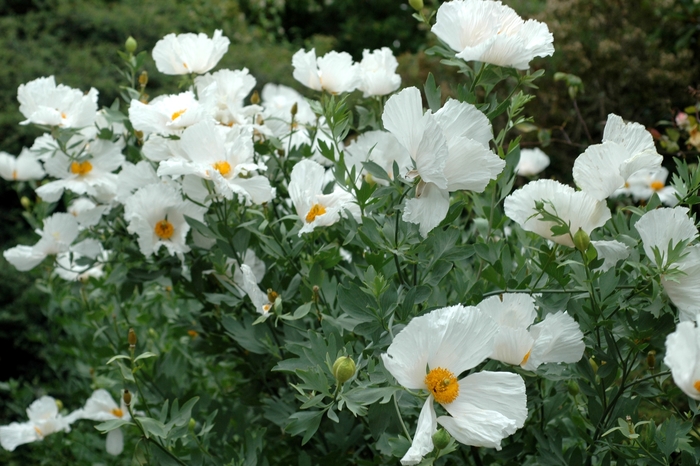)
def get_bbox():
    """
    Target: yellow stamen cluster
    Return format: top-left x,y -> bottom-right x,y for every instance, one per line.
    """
70,160 -> 93,176
424,367 -> 459,404
305,204 -> 327,223
111,408 -> 124,418
154,219 -> 175,240
213,160 -> 232,176
520,350 -> 531,366
694,380 -> 700,392
171,109 -> 187,121
650,181 -> 664,191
